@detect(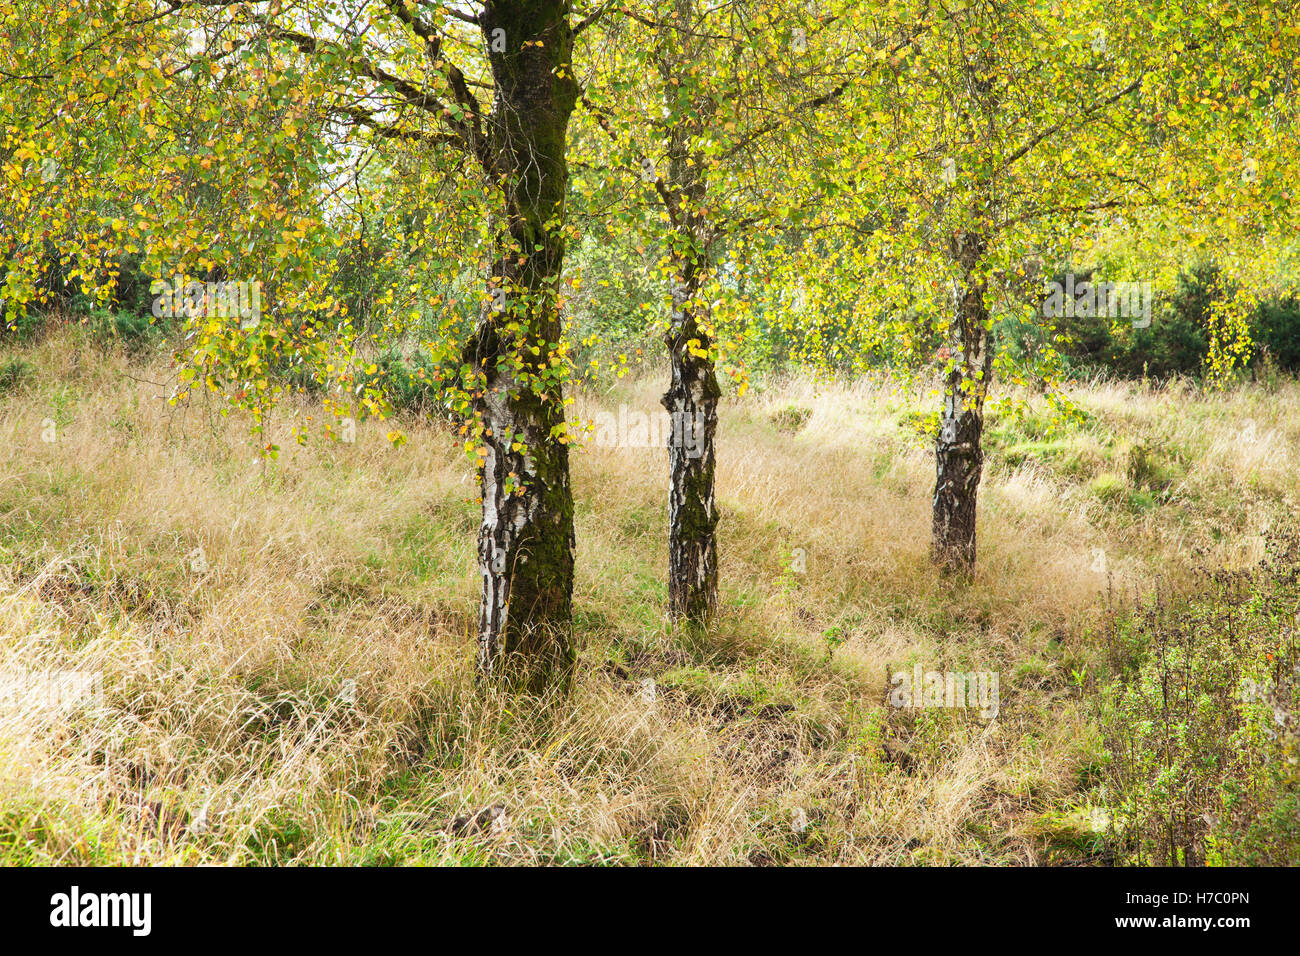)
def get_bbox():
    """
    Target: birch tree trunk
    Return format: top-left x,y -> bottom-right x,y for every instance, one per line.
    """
932,230 -> 993,571
469,1 -> 578,690
657,40 -> 720,626
662,264 -> 720,624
